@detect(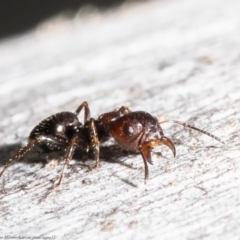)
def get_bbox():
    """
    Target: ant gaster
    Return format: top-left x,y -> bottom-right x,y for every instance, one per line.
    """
0,101 -> 224,186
